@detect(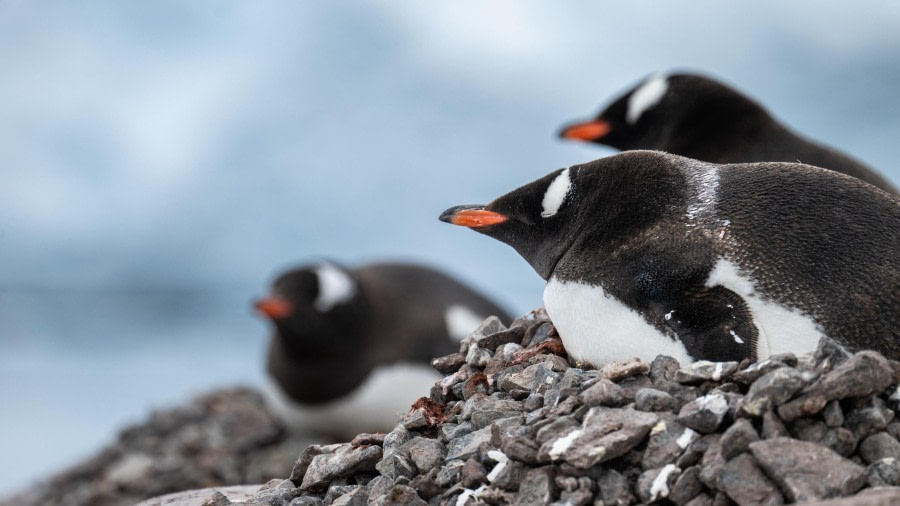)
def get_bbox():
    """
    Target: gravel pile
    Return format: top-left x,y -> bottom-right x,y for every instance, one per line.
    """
1,388 -> 320,506
213,311 -> 900,505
